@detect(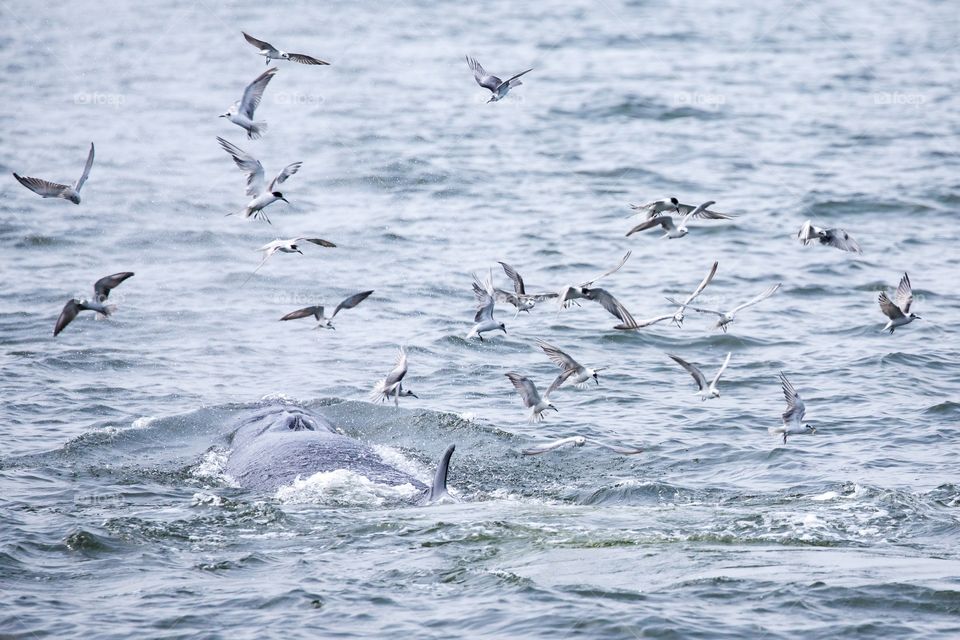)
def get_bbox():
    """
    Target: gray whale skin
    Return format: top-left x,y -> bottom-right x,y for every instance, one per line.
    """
224,404 -> 455,503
